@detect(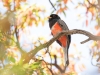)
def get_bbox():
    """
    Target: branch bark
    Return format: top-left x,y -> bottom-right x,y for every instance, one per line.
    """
23,29 -> 100,63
